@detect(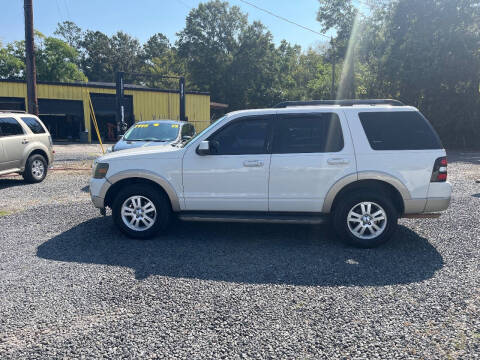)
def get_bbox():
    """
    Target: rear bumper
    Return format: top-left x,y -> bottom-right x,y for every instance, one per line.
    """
424,181 -> 452,212
403,182 -> 451,217
424,197 -> 451,212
